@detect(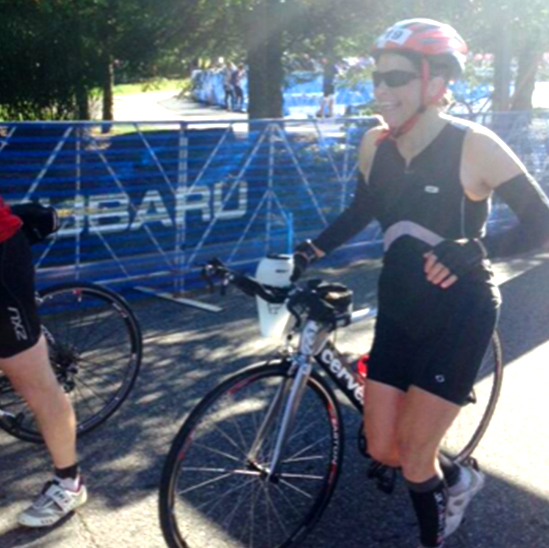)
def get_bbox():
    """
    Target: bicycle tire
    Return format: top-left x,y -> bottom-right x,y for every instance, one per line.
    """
0,282 -> 142,443
440,331 -> 503,462
159,361 -> 344,548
